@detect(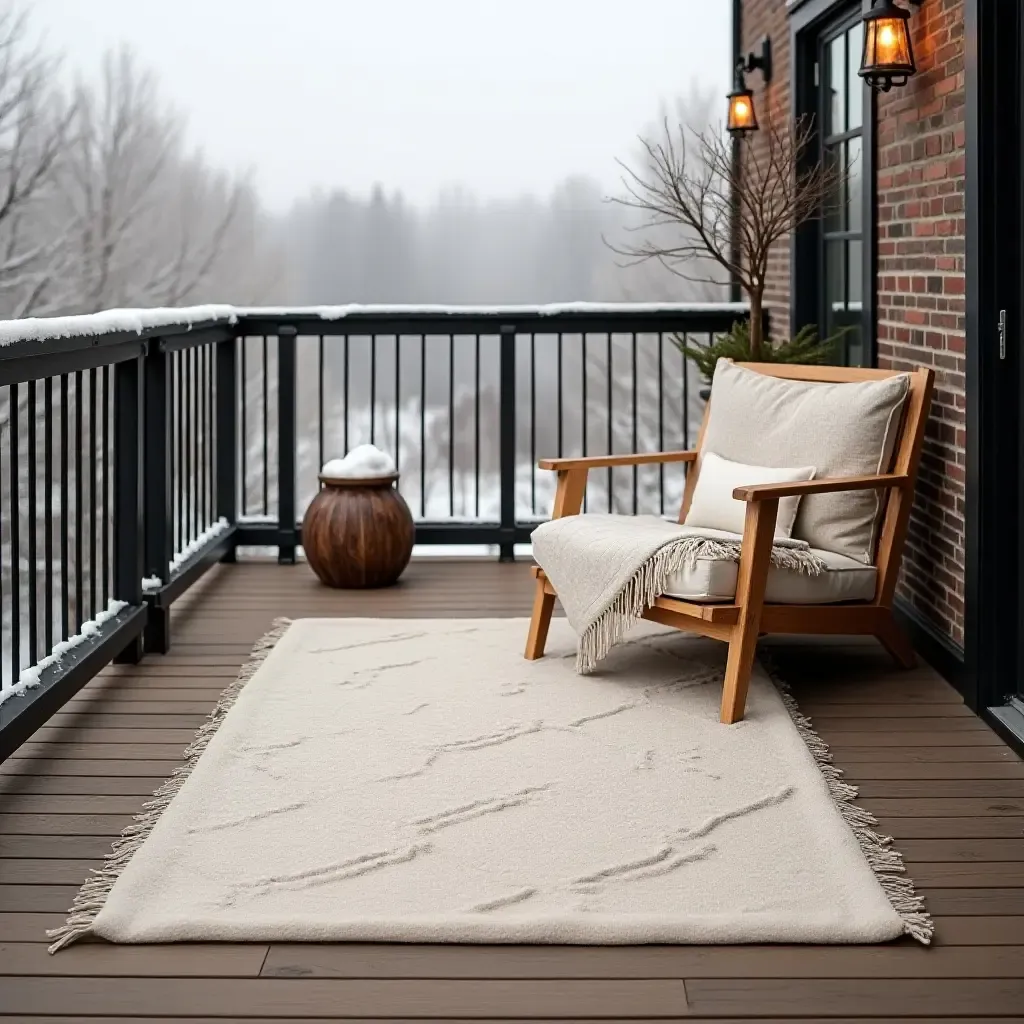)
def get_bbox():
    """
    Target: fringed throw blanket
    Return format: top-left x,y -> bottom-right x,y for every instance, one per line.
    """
531,514 -> 827,673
